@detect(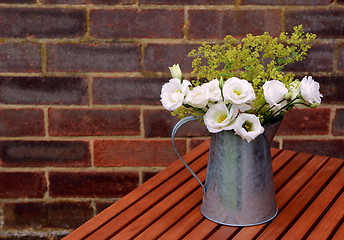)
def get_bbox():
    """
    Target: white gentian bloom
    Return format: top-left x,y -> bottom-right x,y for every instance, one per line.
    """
160,78 -> 191,111
263,80 -> 288,106
300,76 -> 323,104
168,64 -> 182,80
202,79 -> 222,102
204,103 -> 239,133
184,85 -> 209,108
234,113 -> 264,142
223,77 -> 256,105
288,80 -> 301,100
